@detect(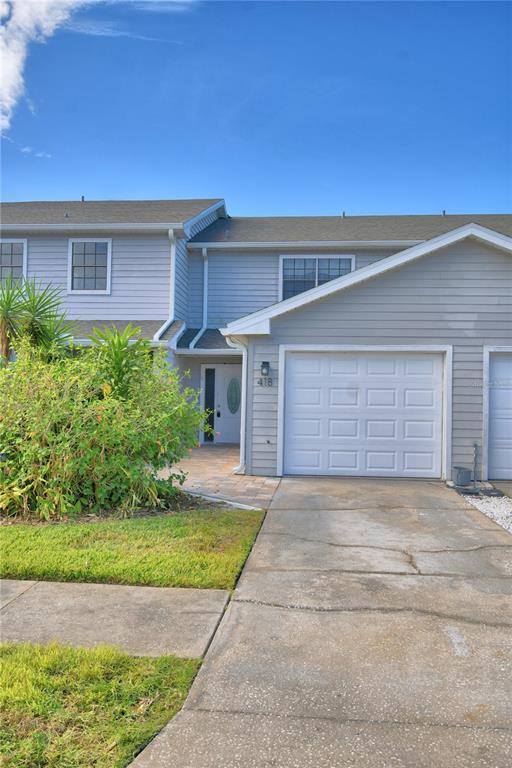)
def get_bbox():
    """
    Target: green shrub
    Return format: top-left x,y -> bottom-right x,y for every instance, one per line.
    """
0,338 -> 204,519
